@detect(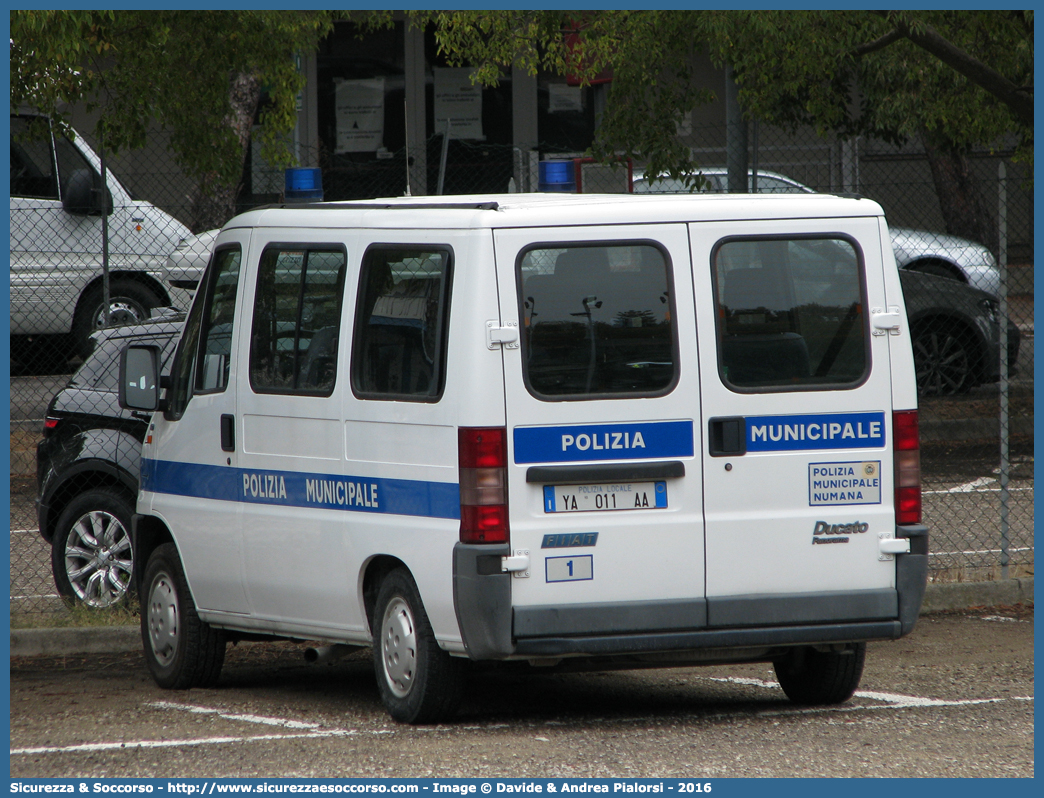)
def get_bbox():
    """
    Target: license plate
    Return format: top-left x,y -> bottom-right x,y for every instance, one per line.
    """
543,481 -> 667,513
